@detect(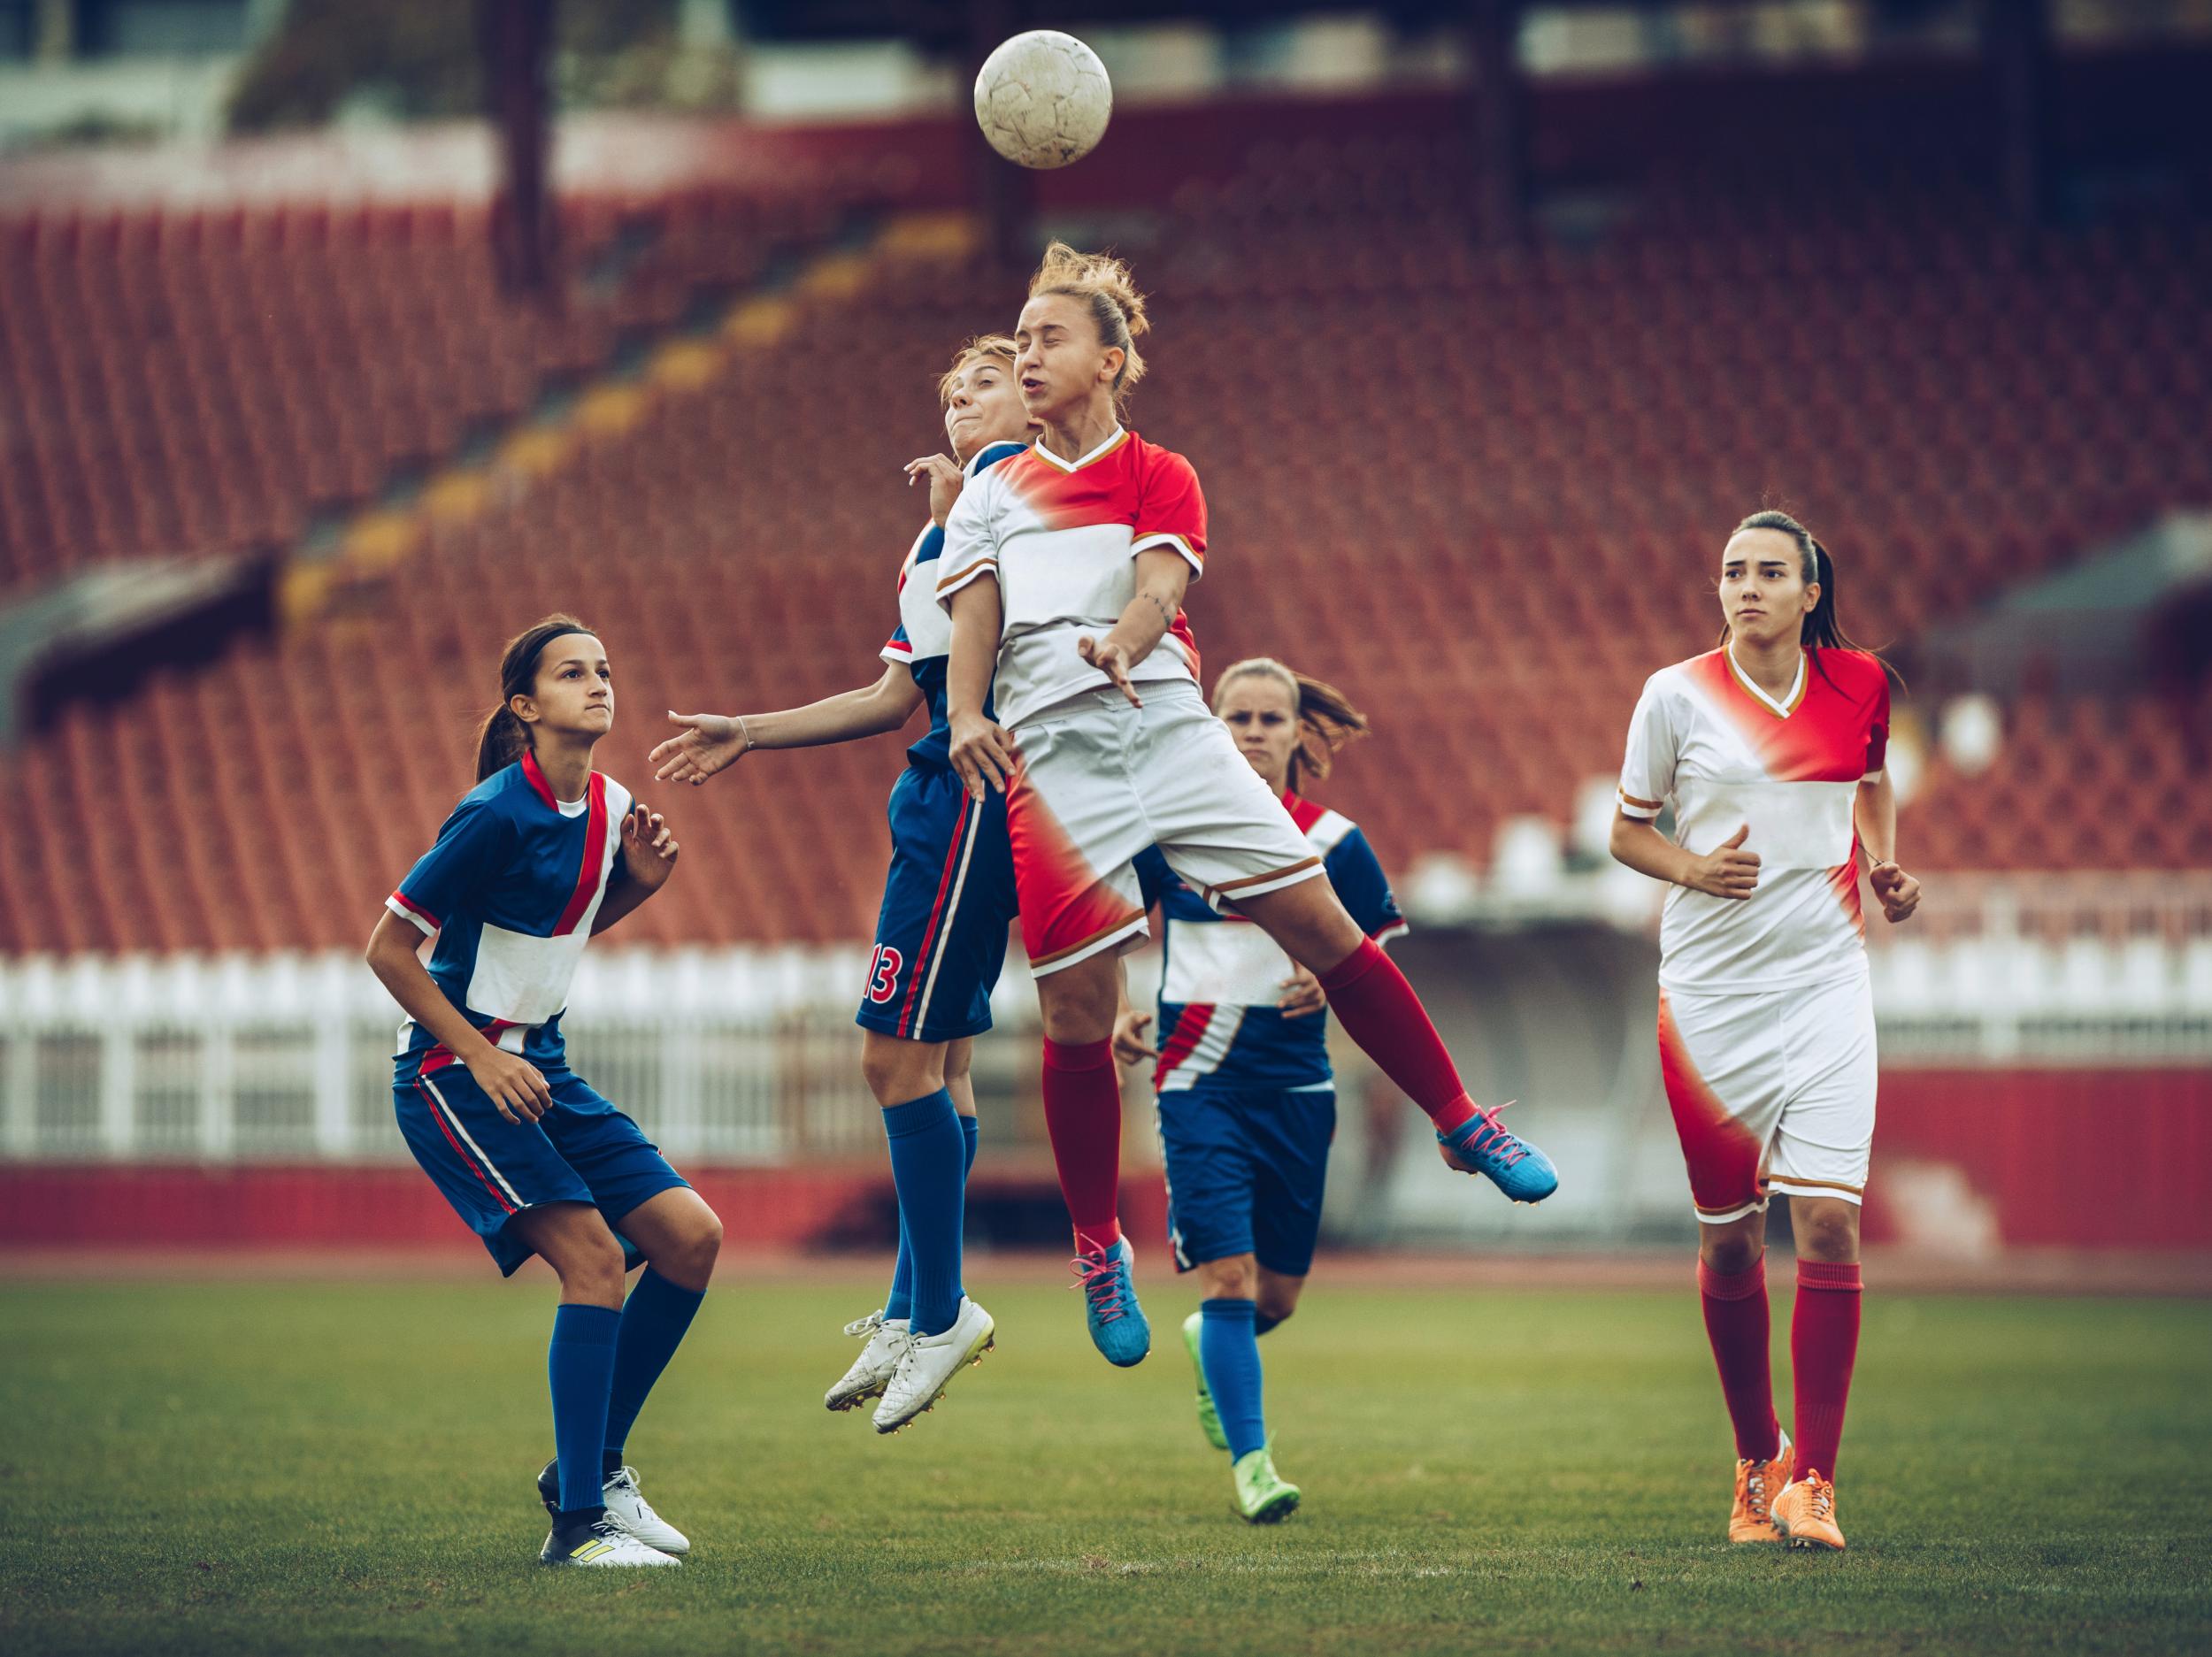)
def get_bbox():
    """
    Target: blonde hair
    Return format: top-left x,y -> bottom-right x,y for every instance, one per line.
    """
1211,657 -> 1371,792
936,334 -> 1019,404
1027,241 -> 1149,403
